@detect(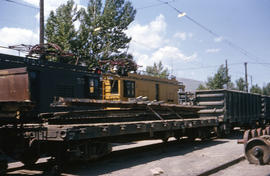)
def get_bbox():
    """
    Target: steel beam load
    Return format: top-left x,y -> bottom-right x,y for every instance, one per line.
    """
53,97 -> 203,111
49,97 -> 205,124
